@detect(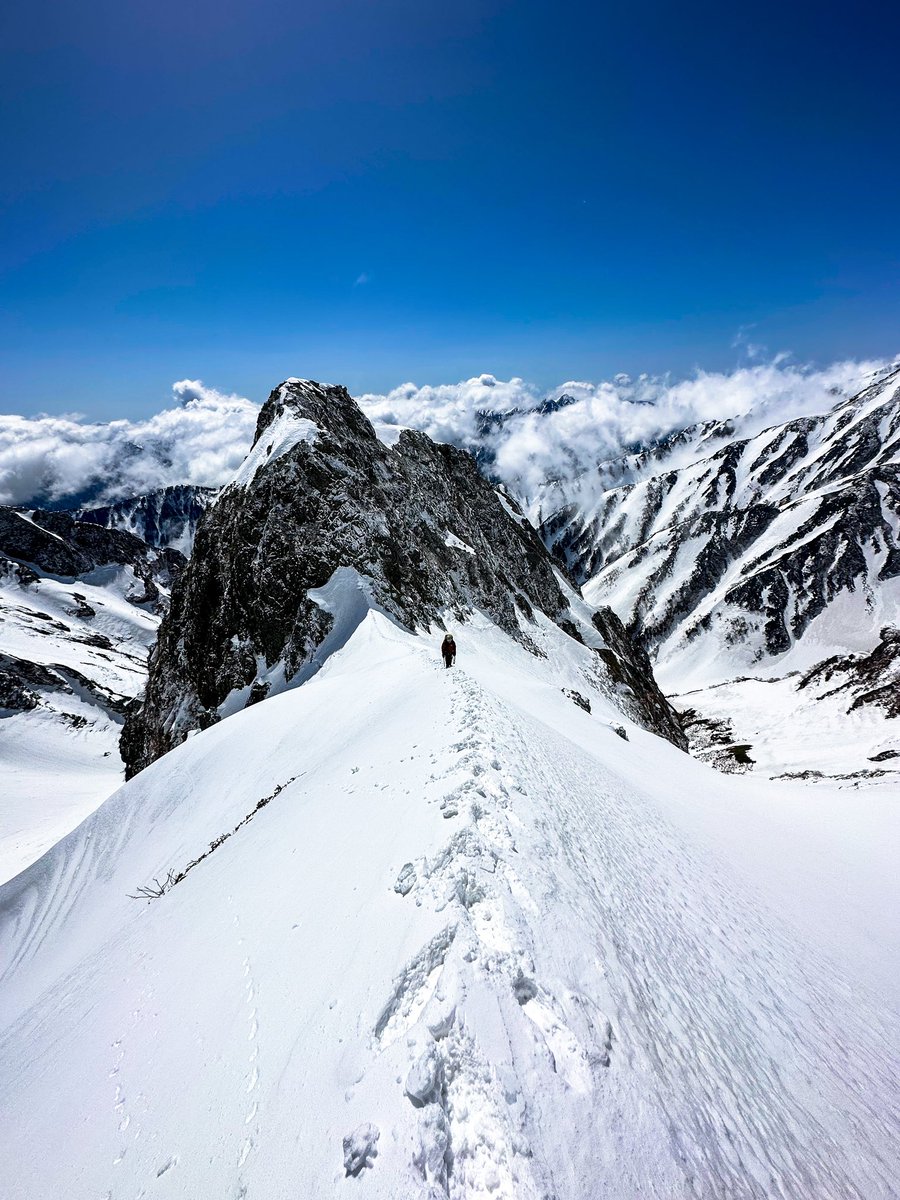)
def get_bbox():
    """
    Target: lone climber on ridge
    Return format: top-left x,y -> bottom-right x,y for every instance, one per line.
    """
441,633 -> 457,669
